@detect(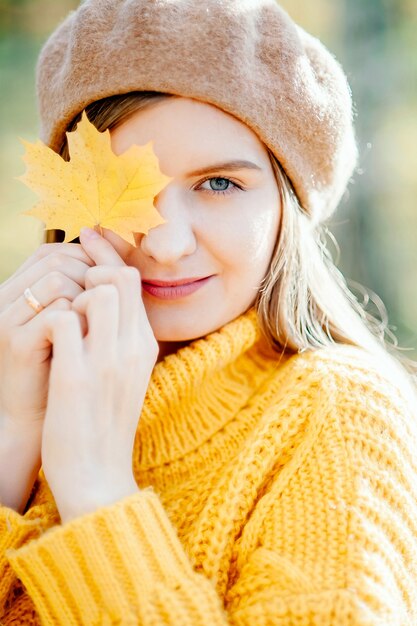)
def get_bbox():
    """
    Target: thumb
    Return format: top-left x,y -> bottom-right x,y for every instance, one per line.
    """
79,227 -> 126,267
